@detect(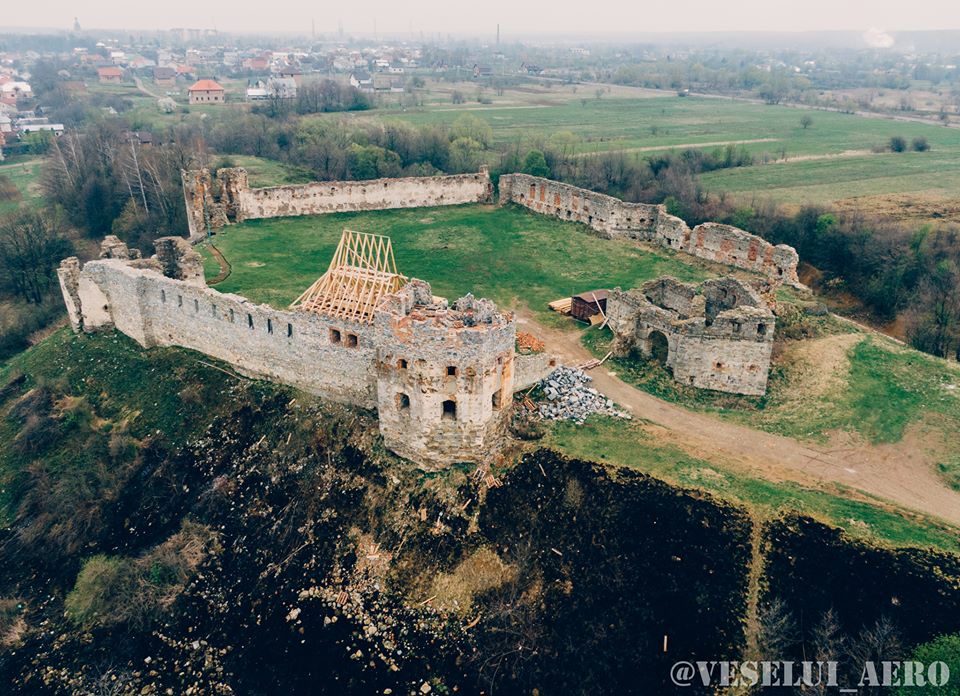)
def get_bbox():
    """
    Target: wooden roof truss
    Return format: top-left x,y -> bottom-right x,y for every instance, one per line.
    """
291,229 -> 406,324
